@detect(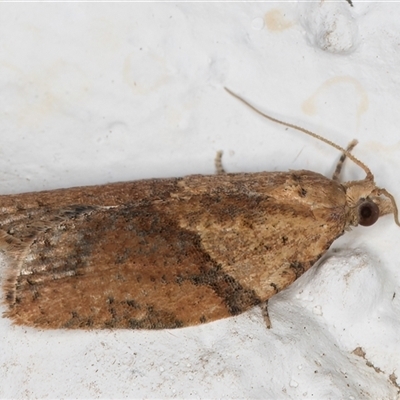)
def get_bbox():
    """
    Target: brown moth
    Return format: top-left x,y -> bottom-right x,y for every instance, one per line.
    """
1,89 -> 399,330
